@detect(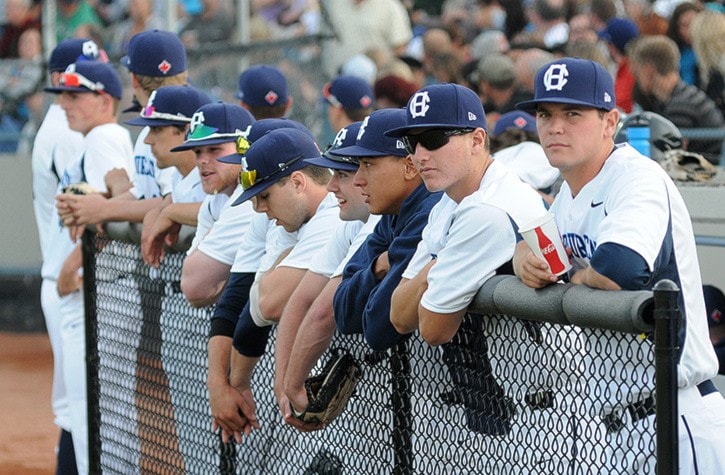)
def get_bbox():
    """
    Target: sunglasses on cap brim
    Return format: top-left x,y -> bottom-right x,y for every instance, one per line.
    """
239,154 -> 303,191
401,128 -> 475,155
